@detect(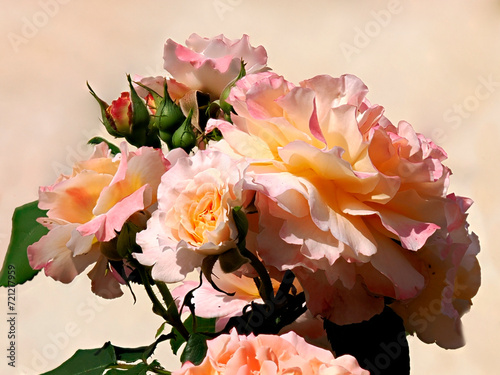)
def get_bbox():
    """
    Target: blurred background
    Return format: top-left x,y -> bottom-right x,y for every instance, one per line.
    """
0,0 -> 498,373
